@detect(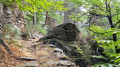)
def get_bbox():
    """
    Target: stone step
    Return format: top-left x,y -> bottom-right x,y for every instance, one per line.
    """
18,57 -> 37,61
25,61 -> 38,67
53,48 -> 63,54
